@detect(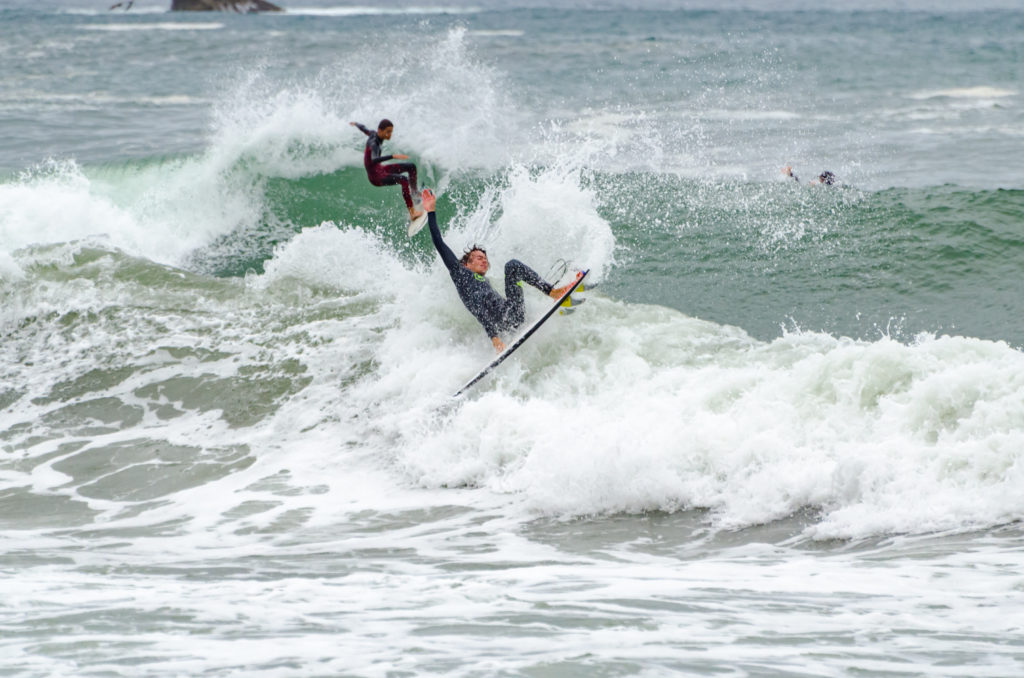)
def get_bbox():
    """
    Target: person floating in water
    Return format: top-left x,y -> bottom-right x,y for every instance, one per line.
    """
782,166 -> 836,185
421,188 -> 580,353
350,119 -> 422,221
